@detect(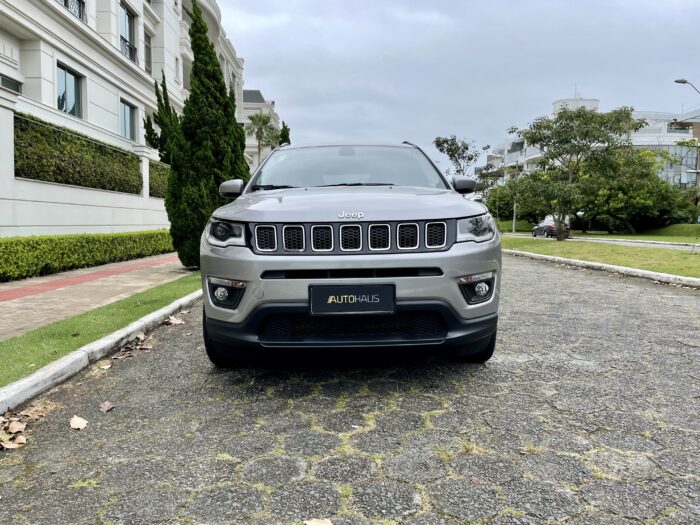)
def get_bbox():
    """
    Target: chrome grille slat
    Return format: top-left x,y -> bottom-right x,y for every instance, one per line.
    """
255,225 -> 277,251
311,225 -> 333,251
283,225 -> 305,251
368,224 -> 390,250
425,222 -> 447,248
340,224 -> 362,251
397,223 -> 419,249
